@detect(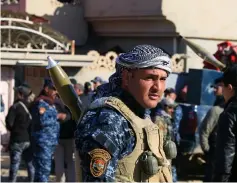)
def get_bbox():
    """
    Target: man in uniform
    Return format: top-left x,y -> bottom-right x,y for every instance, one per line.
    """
91,76 -> 103,91
75,45 -> 173,182
31,79 -> 60,182
152,98 -> 178,182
